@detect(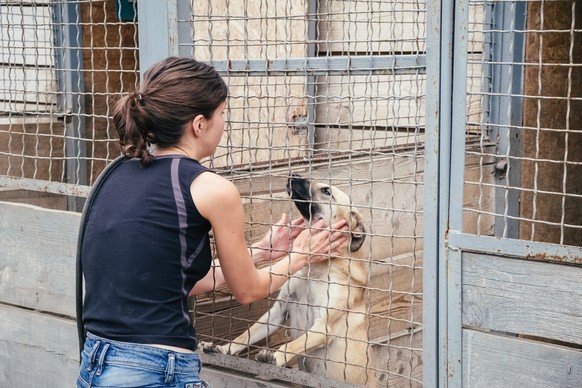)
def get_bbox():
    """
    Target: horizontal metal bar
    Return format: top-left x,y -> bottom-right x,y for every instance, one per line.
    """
0,176 -> 90,198
208,55 -> 426,76
199,351 -> 366,388
0,116 -> 63,125
448,230 -> 582,266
